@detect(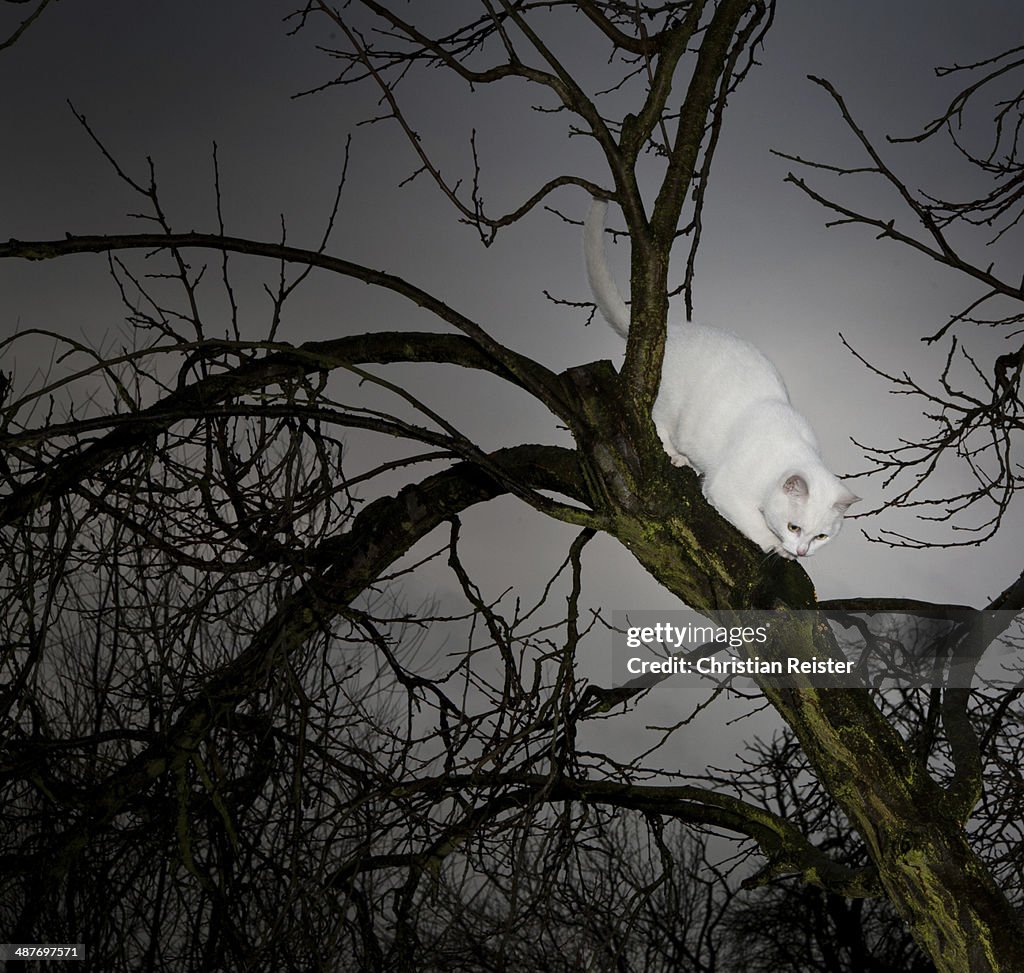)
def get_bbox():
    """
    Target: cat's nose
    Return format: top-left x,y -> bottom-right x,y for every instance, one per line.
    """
797,544 -> 809,557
